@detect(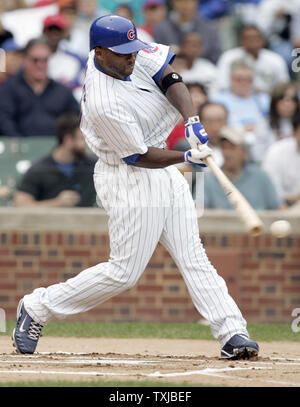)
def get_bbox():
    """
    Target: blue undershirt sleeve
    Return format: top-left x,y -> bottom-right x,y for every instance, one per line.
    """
122,153 -> 141,165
